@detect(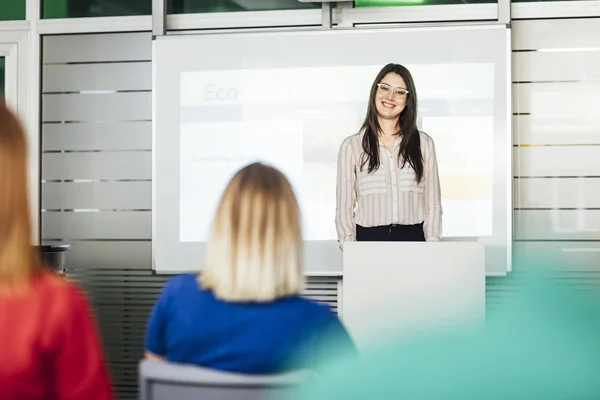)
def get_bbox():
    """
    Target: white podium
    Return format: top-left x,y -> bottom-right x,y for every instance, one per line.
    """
341,242 -> 486,352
